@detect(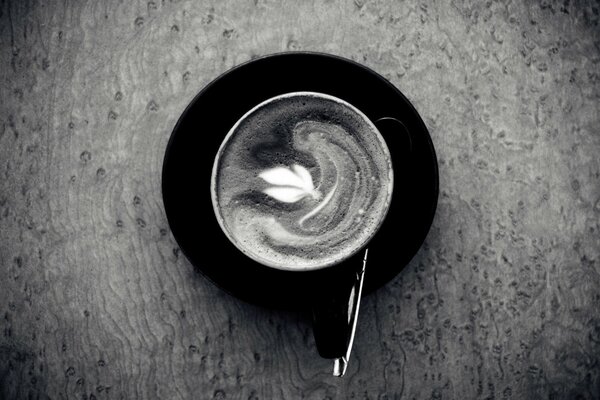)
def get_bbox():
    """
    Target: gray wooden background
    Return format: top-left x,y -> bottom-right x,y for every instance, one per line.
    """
1,0 -> 599,399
